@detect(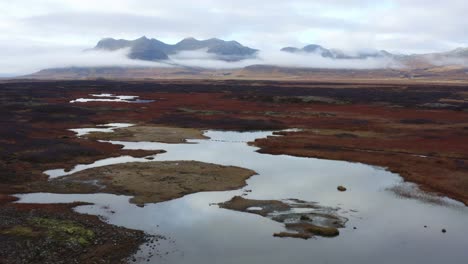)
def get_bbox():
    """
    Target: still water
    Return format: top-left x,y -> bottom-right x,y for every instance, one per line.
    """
17,130 -> 468,264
